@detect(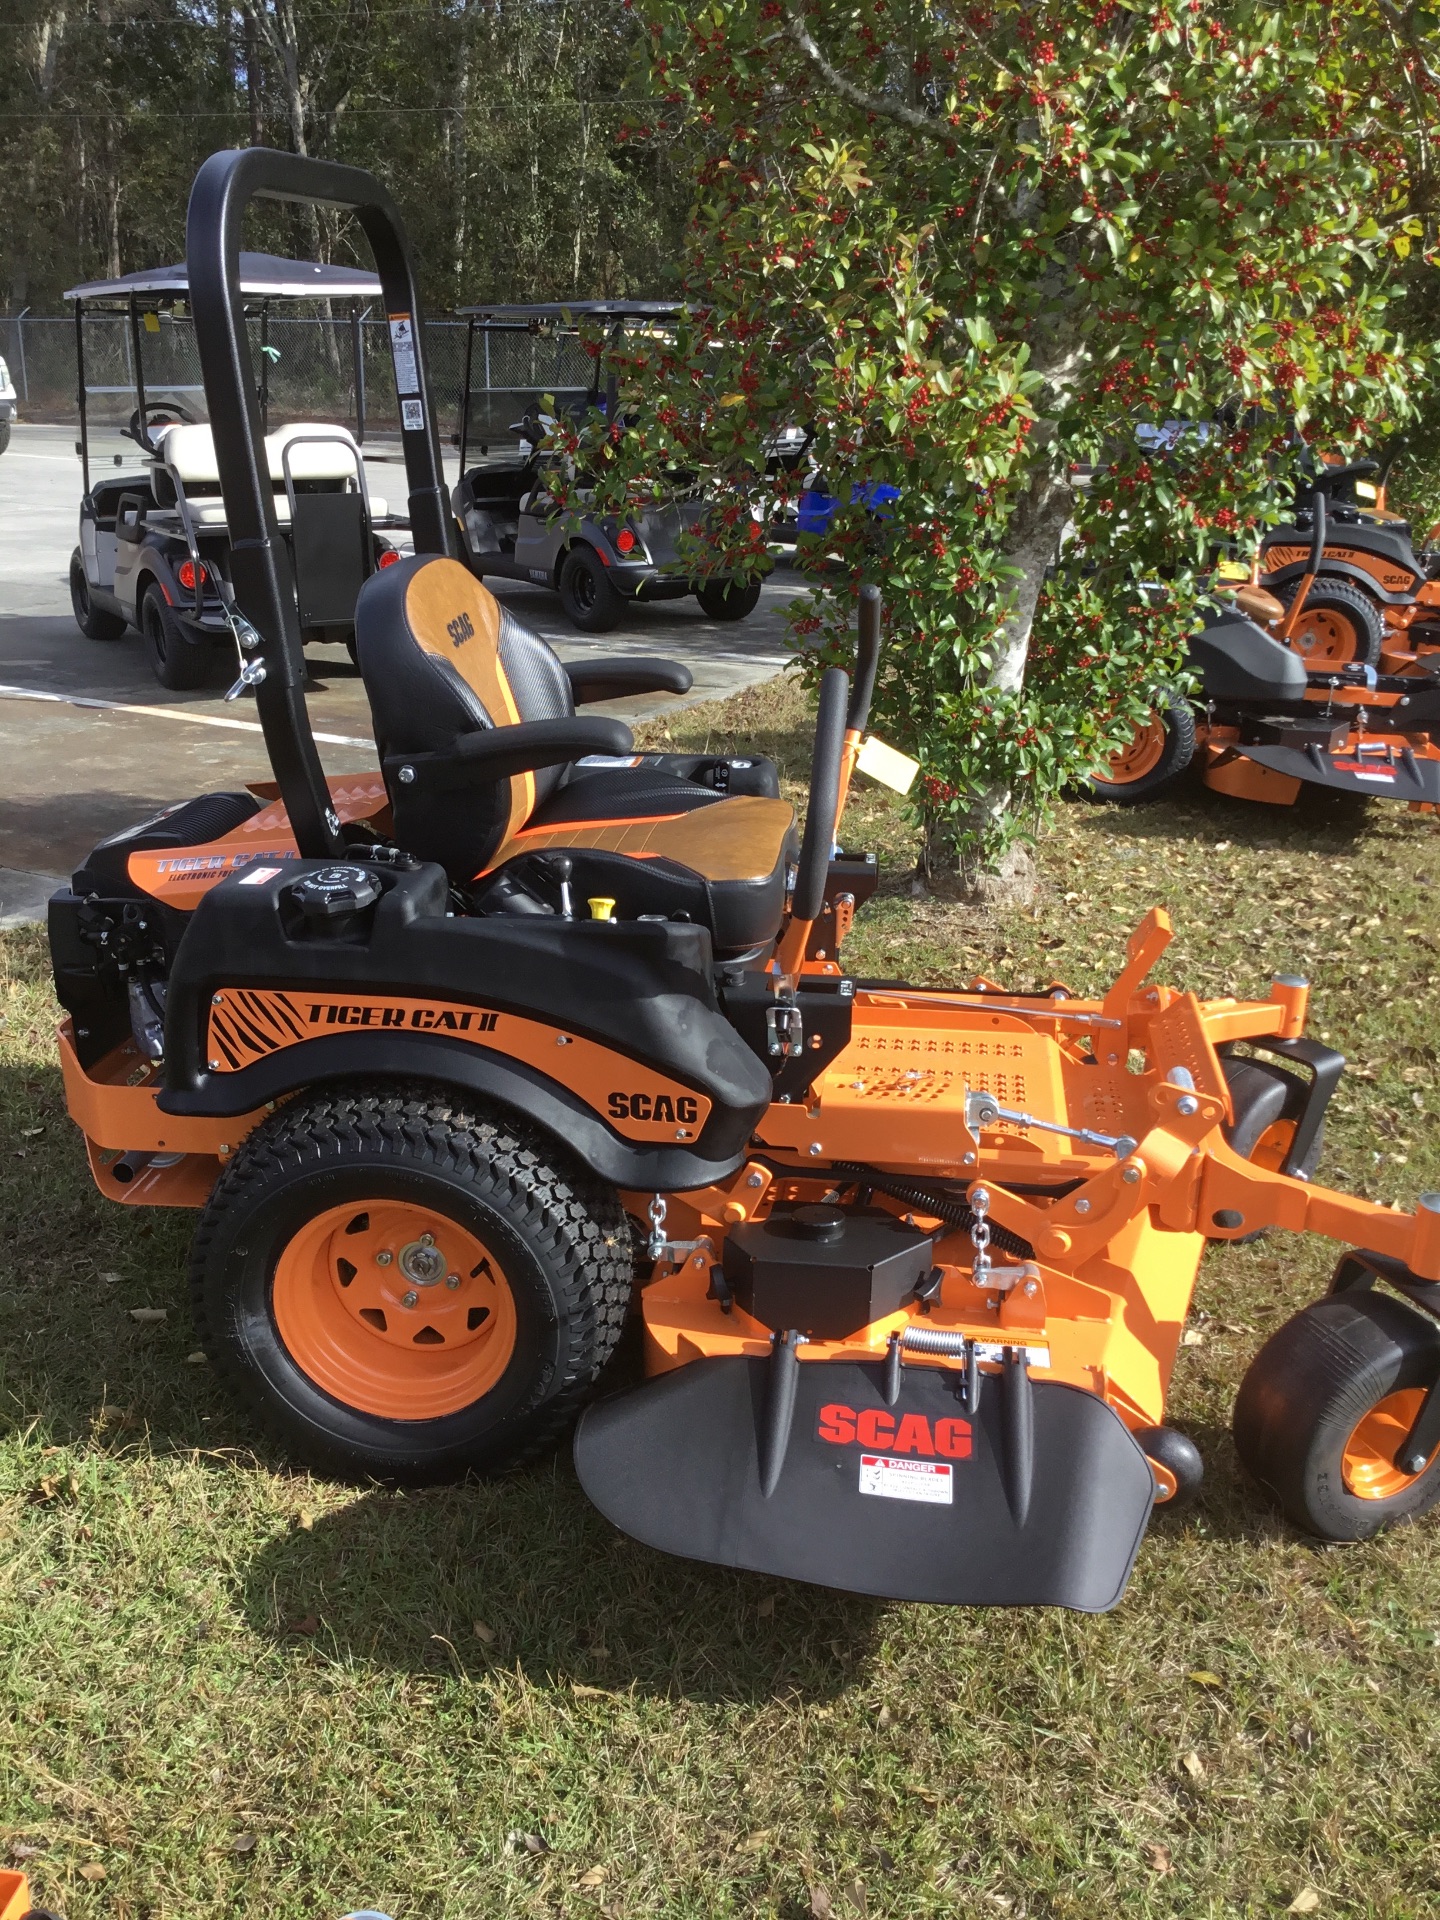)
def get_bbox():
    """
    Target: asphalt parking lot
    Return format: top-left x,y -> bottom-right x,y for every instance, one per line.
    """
0,422 -> 798,921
